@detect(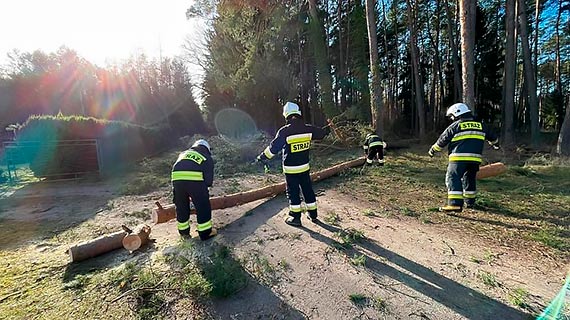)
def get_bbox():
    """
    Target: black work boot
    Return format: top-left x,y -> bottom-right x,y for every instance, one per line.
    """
198,228 -> 217,241
285,213 -> 302,227
465,200 -> 482,210
179,230 -> 191,240
306,209 -> 318,222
